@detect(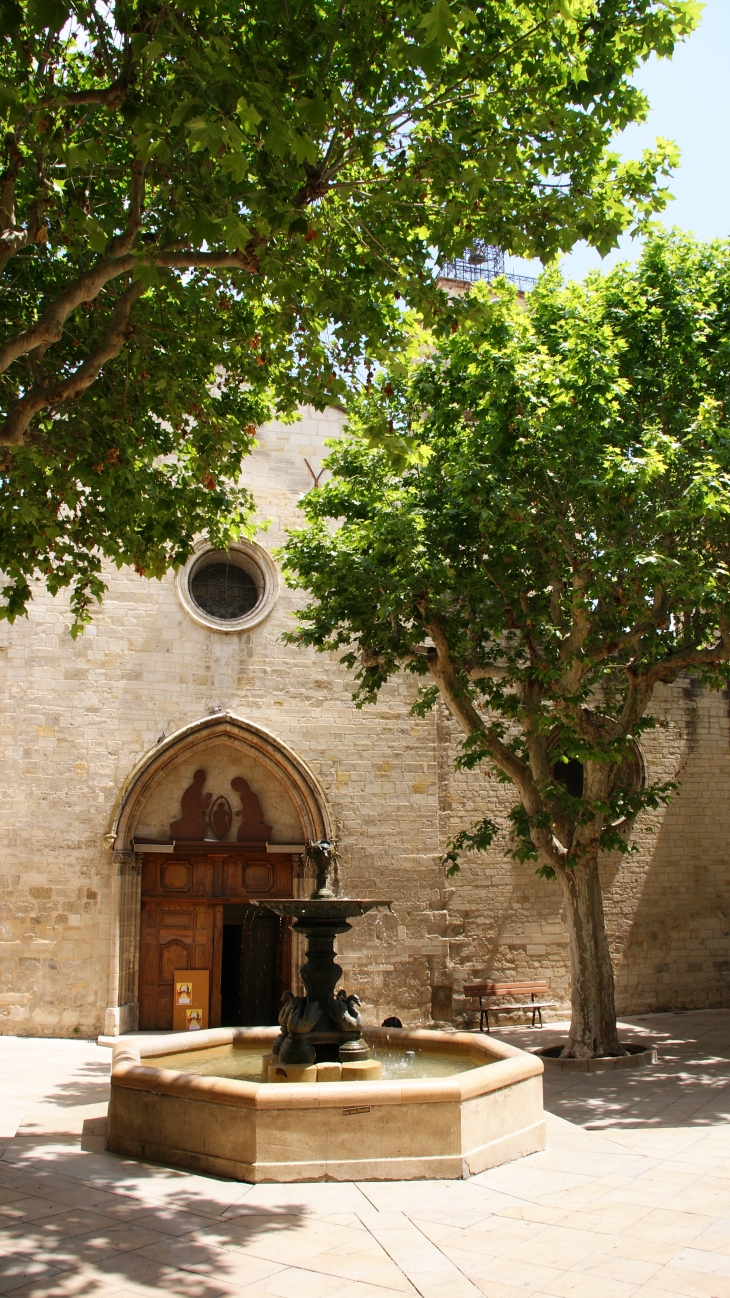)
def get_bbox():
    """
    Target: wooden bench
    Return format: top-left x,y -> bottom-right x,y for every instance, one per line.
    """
463,981 -> 555,1033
